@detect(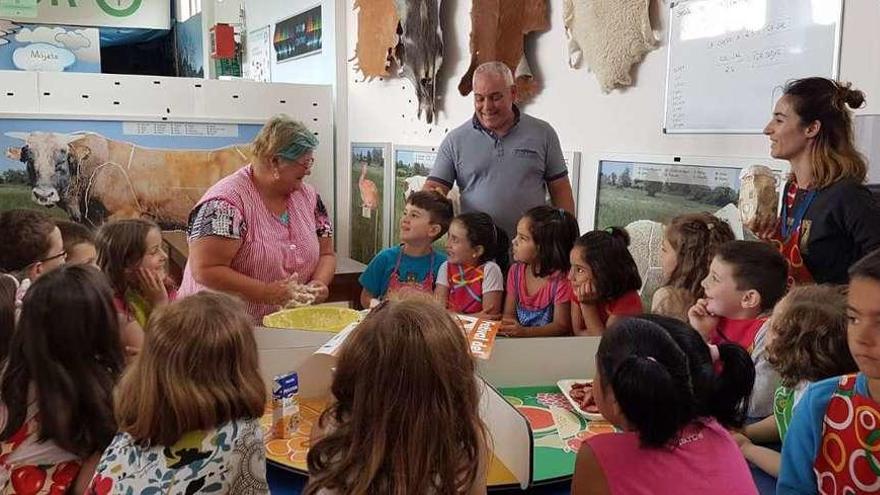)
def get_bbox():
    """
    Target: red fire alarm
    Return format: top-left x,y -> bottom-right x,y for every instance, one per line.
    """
210,23 -> 235,59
